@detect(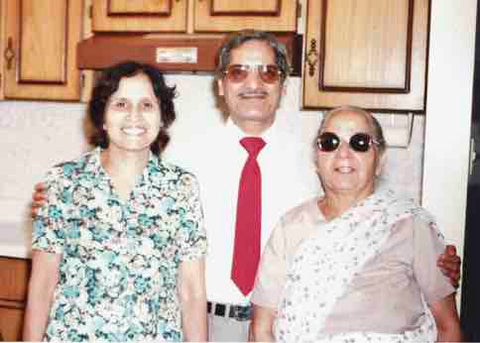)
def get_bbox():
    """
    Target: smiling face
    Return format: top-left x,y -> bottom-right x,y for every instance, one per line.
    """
217,39 -> 285,135
103,73 -> 161,156
316,109 -> 383,200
